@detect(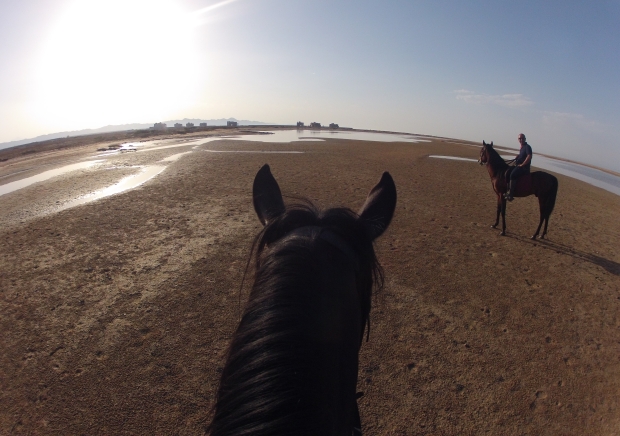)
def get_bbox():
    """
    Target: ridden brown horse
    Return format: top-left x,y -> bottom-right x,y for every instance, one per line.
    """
479,141 -> 558,239
209,165 -> 397,435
